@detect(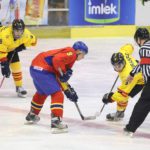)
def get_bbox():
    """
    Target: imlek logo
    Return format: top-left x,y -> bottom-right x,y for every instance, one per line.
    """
84,0 -> 120,24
